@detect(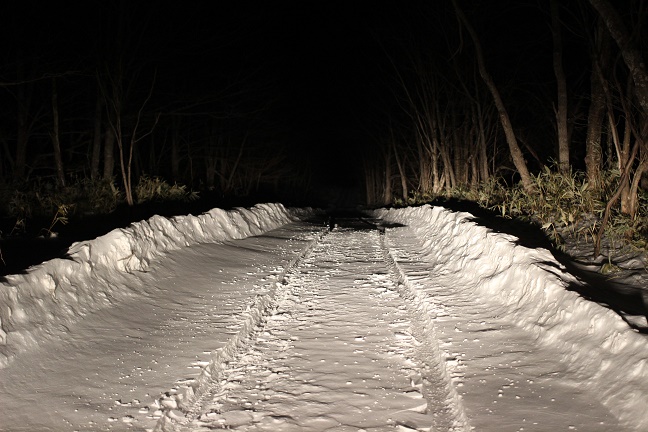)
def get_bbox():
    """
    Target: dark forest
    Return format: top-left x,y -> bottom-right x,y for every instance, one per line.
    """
1,1 -> 647,254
